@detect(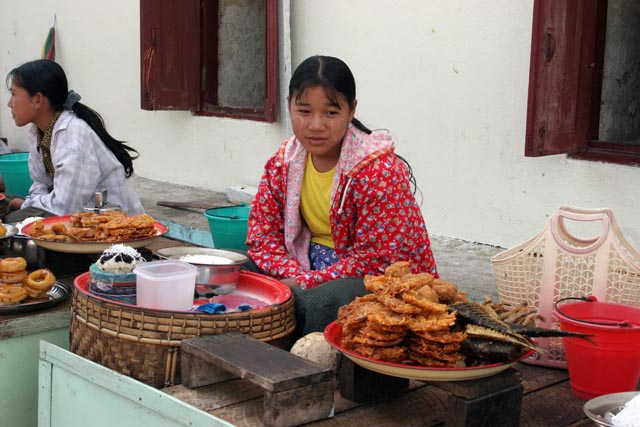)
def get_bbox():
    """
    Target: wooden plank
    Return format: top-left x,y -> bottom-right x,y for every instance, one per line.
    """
204,386 -> 449,427
181,333 -> 333,392
520,381 -> 588,427
163,379 -> 264,412
515,363 -> 570,393
0,301 -> 70,339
